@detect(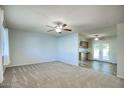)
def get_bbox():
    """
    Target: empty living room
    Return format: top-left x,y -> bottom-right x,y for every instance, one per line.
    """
0,3 -> 124,89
